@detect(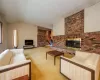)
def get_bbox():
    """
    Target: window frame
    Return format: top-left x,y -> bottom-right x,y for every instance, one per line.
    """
0,22 -> 2,44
